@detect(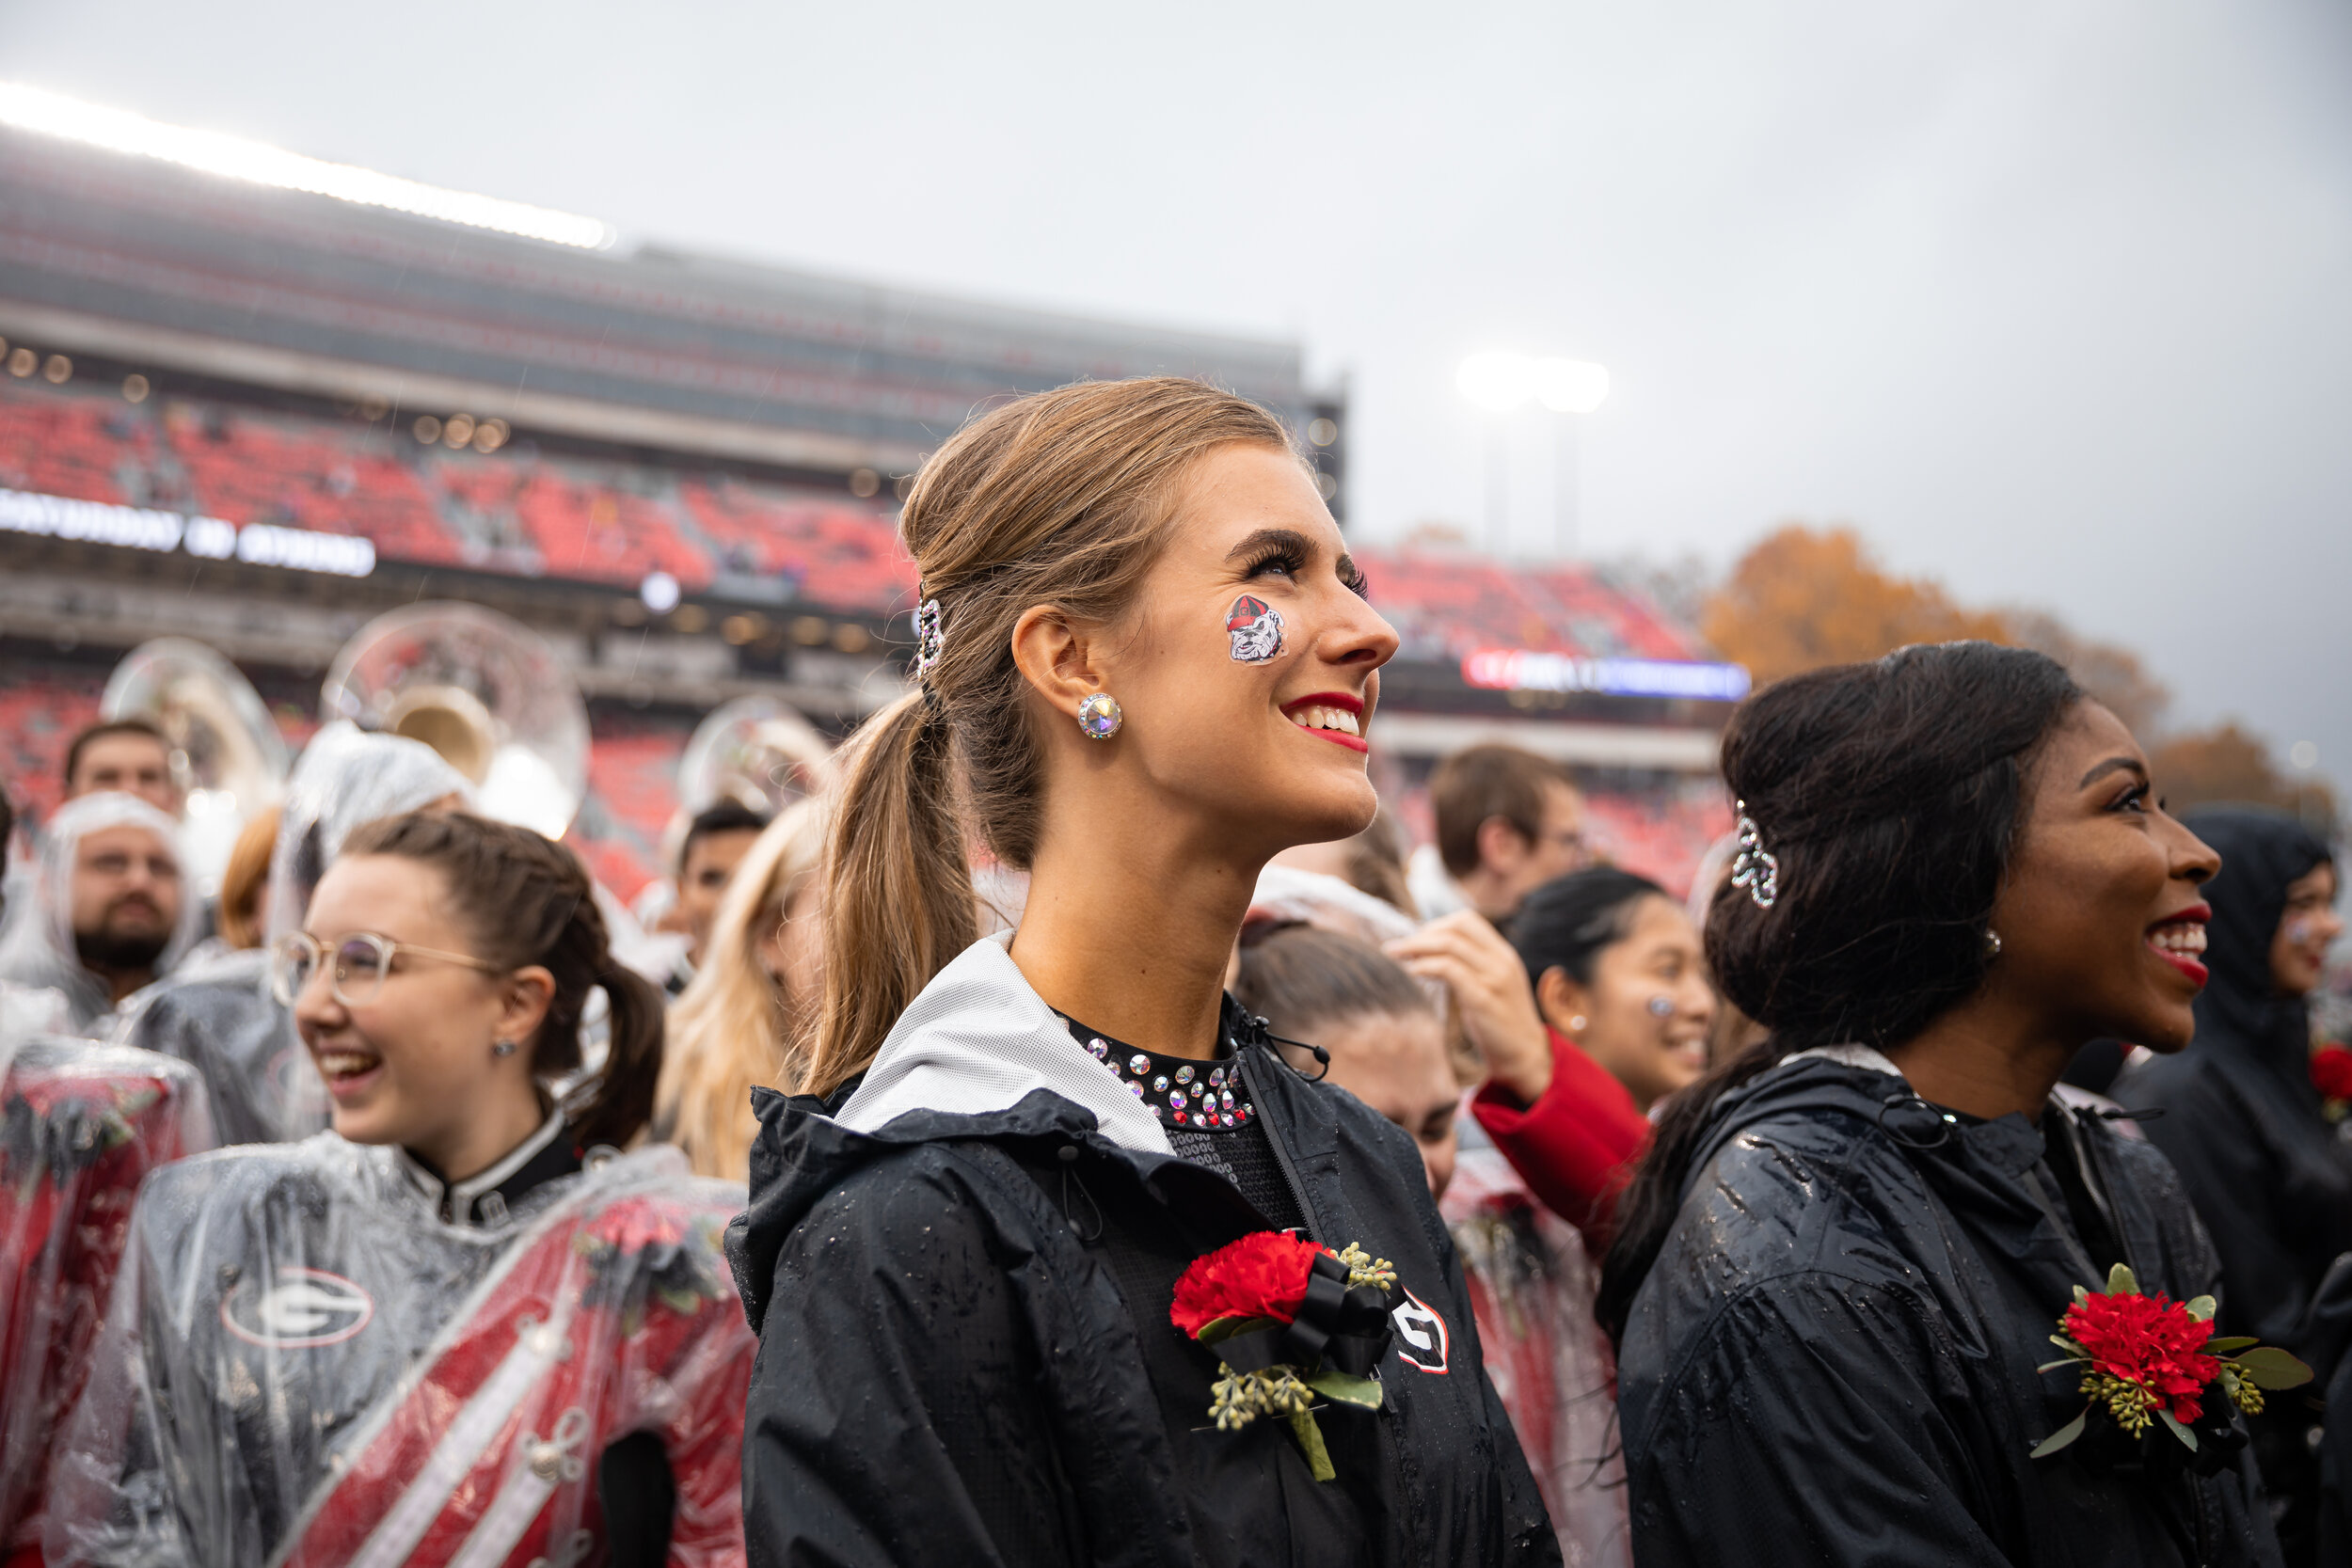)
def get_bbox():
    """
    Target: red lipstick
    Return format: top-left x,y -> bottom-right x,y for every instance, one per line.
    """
1280,691 -> 1371,753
